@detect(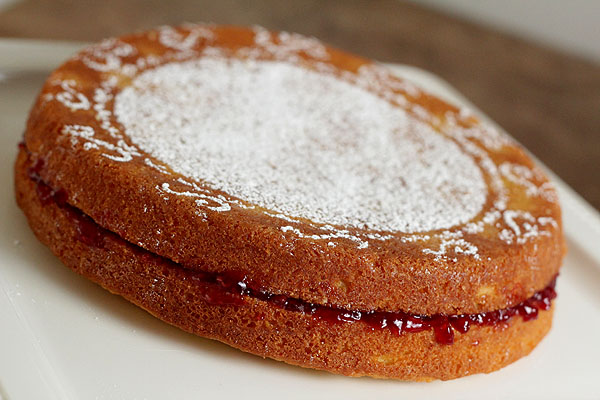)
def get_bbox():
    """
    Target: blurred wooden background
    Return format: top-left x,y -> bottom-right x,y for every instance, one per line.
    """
1,0 -> 598,210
